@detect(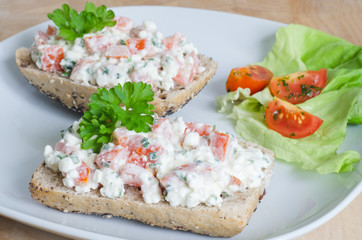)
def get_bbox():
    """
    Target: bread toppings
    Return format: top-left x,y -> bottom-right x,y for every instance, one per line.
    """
31,17 -> 205,91
44,117 -> 272,208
